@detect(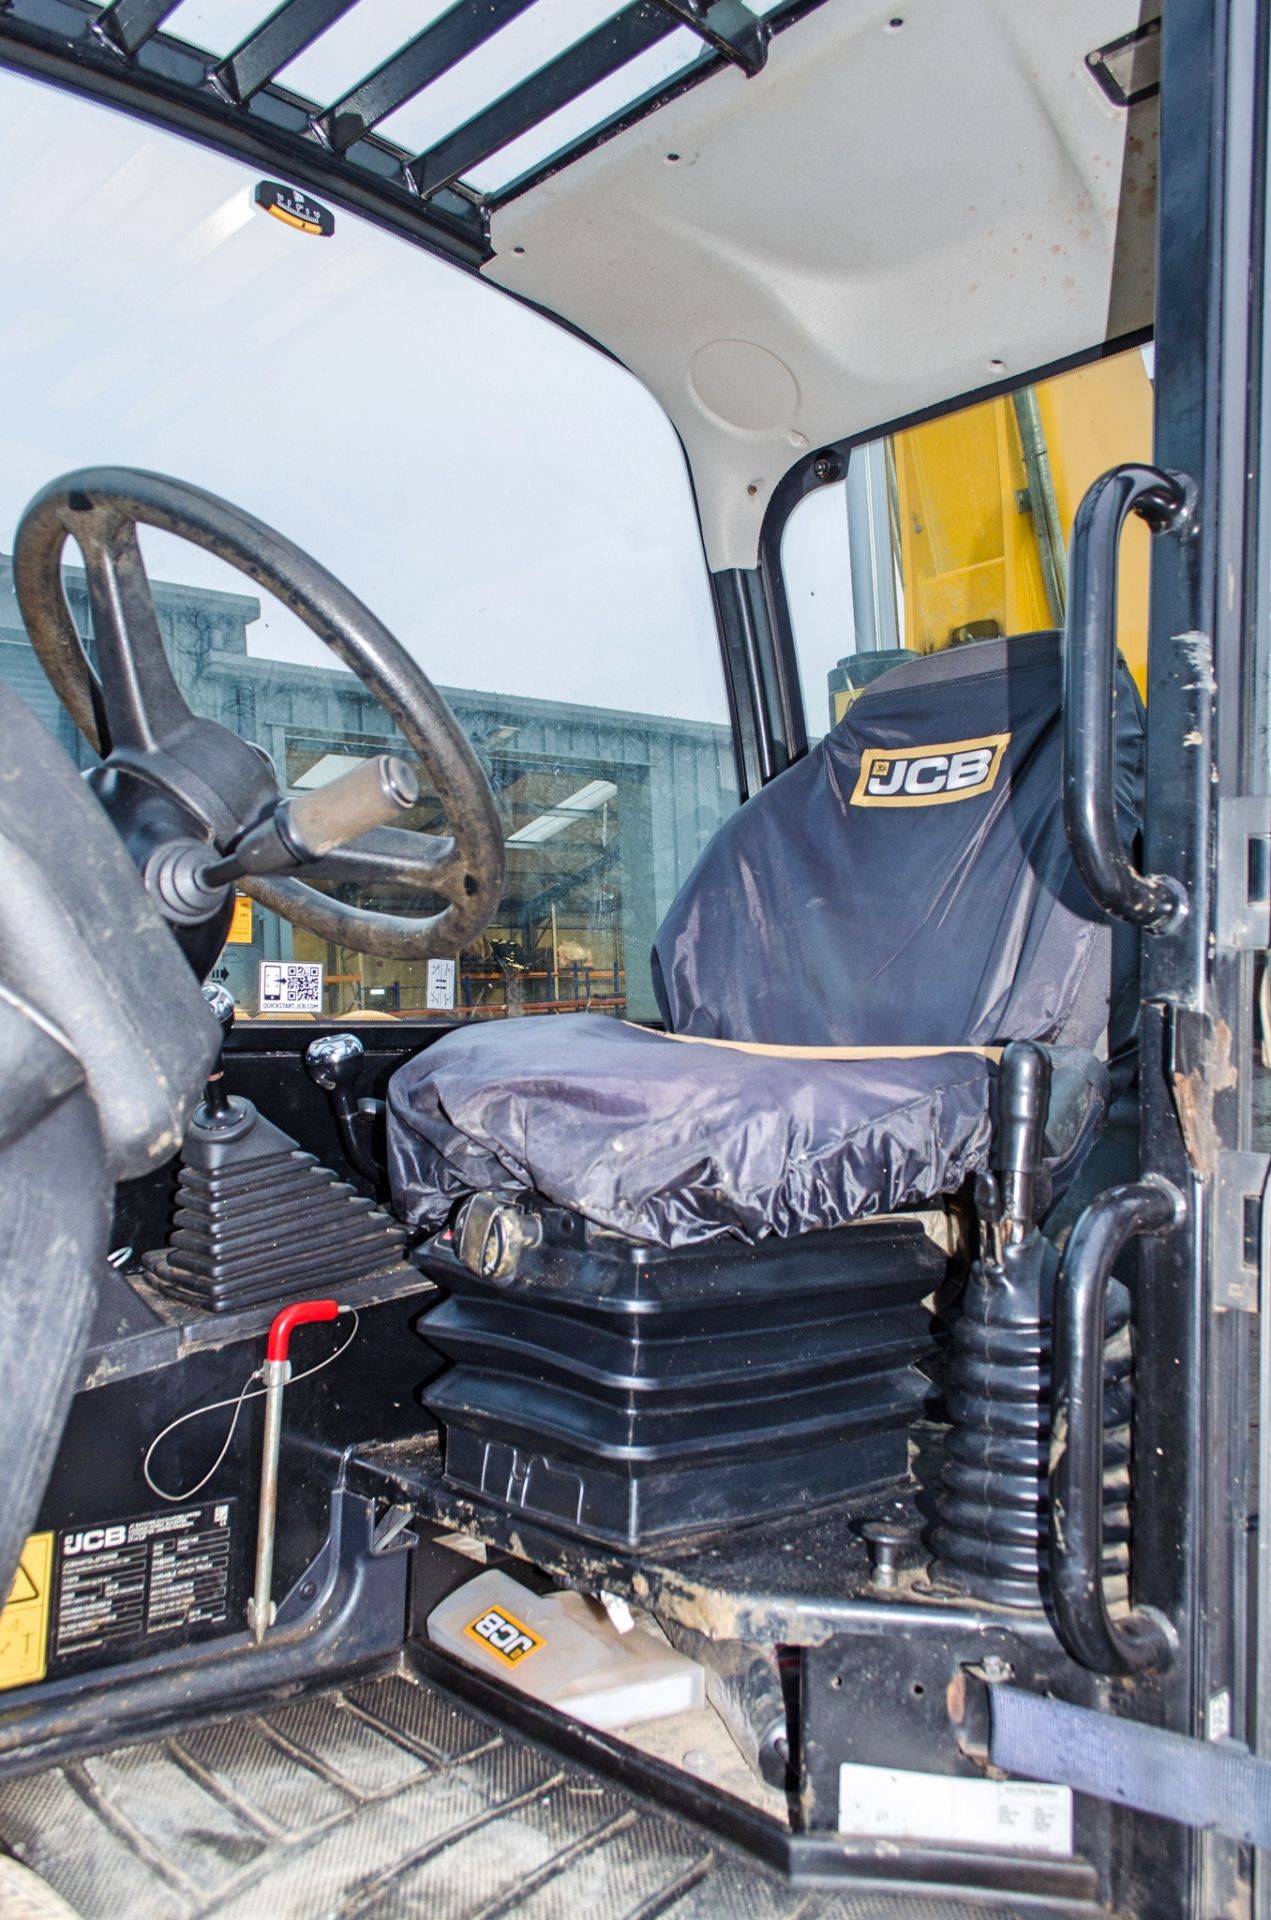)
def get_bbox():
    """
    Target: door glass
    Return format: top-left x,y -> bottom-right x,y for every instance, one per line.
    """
781,346 -> 1156,740
0,72 -> 737,1023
